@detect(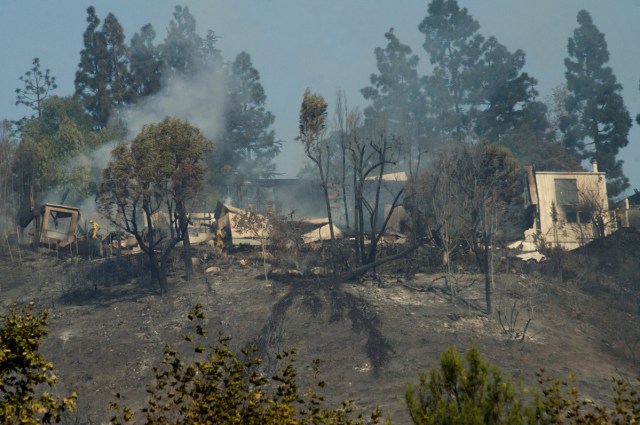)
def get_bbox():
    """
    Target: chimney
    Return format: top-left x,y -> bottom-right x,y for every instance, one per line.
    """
591,158 -> 598,173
